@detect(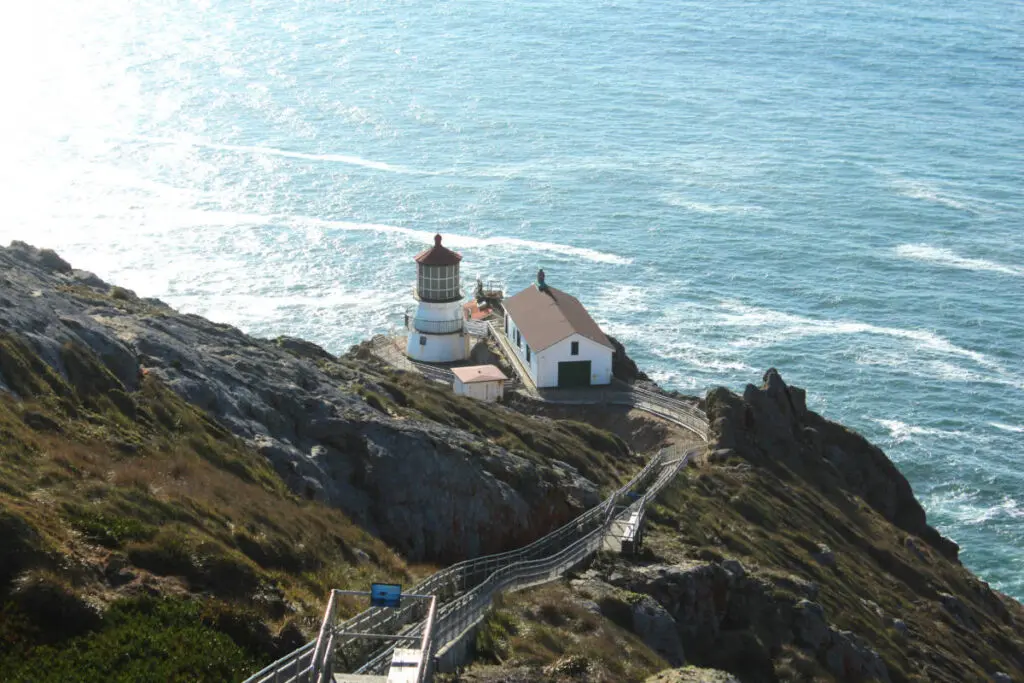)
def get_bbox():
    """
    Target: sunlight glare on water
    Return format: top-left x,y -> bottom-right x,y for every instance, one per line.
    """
0,0 -> 1021,597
